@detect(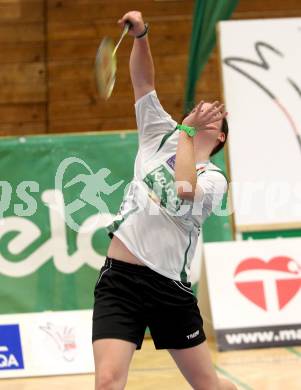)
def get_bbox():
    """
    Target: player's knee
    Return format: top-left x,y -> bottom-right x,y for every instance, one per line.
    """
193,374 -> 219,390
218,377 -> 238,390
95,368 -> 125,390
